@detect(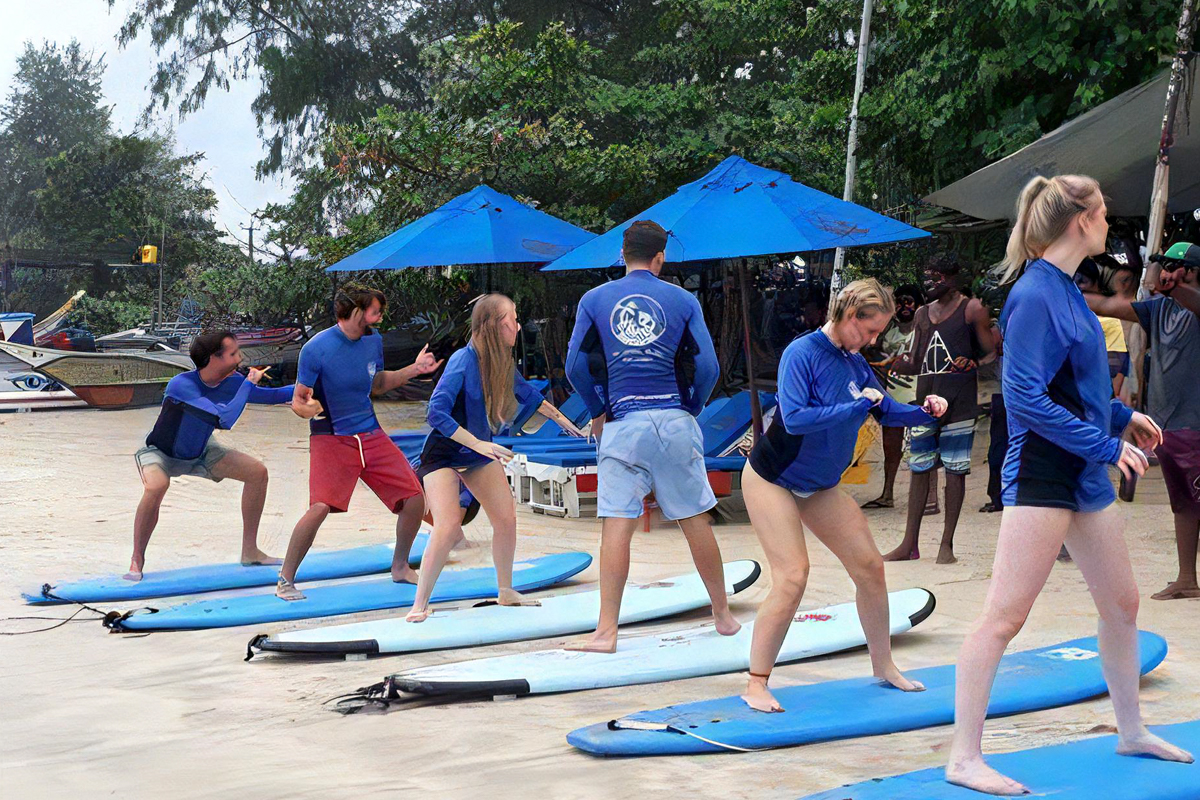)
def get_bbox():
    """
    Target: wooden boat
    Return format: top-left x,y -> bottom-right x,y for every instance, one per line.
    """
32,290 -> 86,345
0,341 -> 191,409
